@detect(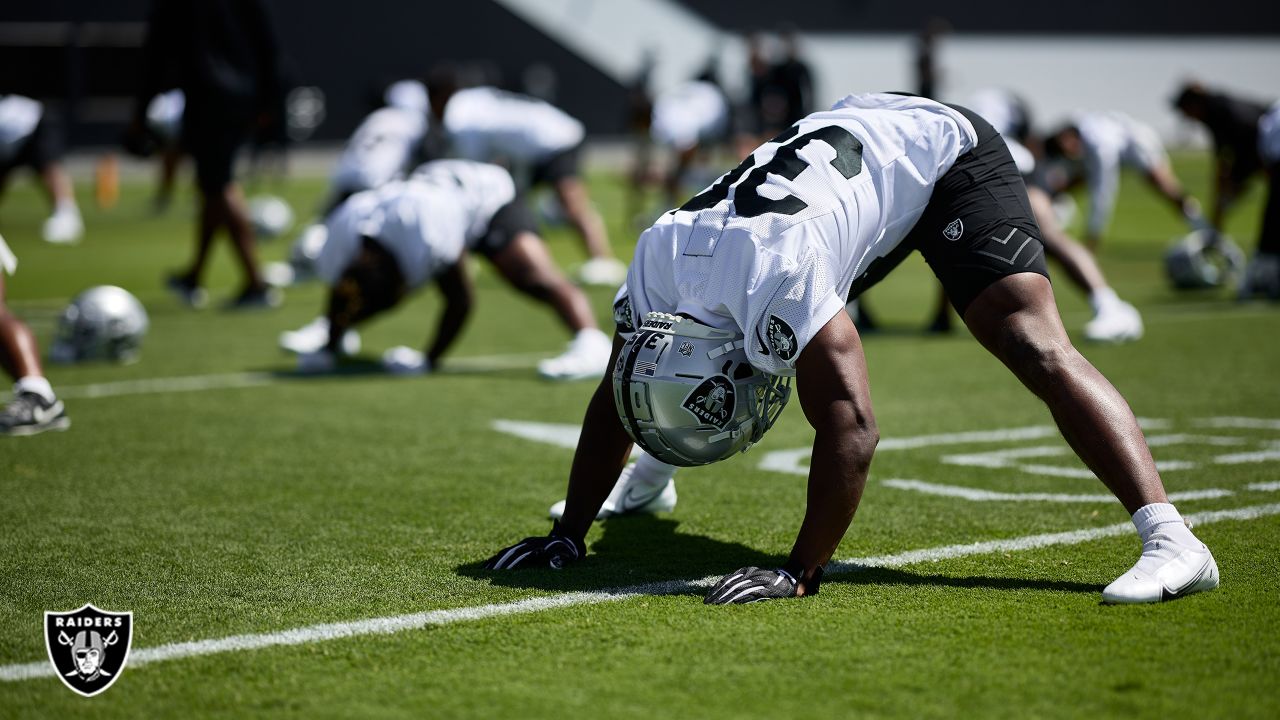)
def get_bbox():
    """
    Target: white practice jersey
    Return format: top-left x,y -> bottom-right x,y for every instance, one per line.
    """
146,90 -> 185,142
331,107 -> 427,195
651,81 -> 729,151
1259,101 -> 1280,165
0,95 -> 43,164
619,93 -> 976,376
966,88 -> 1035,175
443,87 -> 584,164
318,160 -> 516,289
1072,111 -> 1168,237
